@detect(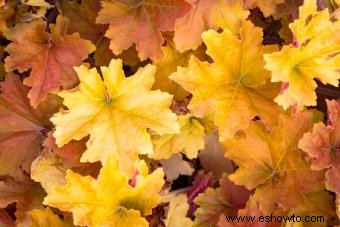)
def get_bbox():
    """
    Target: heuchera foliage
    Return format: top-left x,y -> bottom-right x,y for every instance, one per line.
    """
0,0 -> 339,226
